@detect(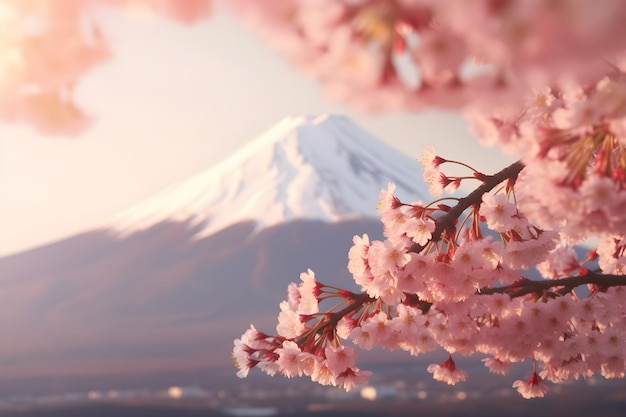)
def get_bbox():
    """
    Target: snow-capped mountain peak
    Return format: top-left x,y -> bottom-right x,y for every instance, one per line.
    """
109,114 -> 428,239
